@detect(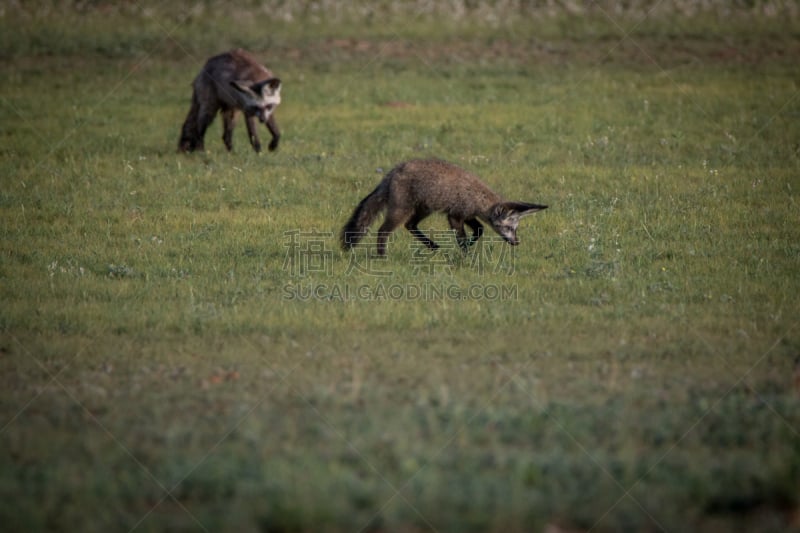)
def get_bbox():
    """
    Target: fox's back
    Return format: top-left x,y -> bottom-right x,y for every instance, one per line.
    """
386,159 -> 501,219
196,49 -> 273,102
